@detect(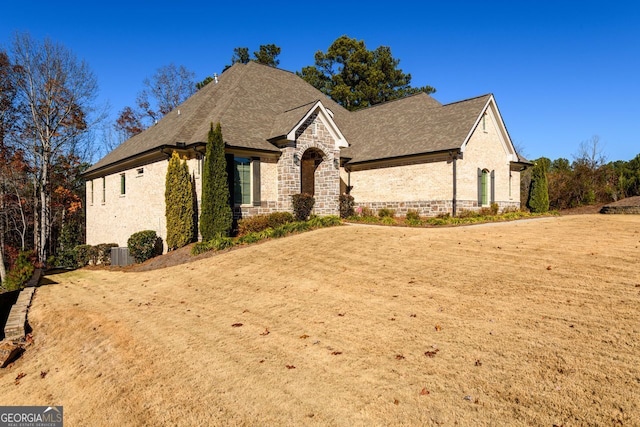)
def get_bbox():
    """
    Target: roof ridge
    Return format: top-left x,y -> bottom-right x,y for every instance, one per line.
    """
443,93 -> 492,107
351,92 -> 440,114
